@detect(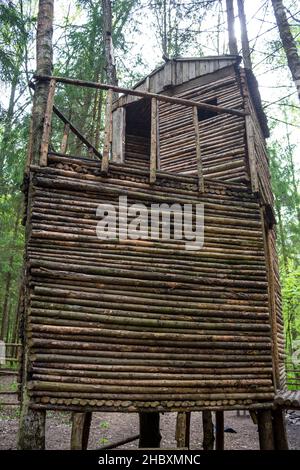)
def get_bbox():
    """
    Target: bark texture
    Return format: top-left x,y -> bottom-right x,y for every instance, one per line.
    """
271,0 -> 300,101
